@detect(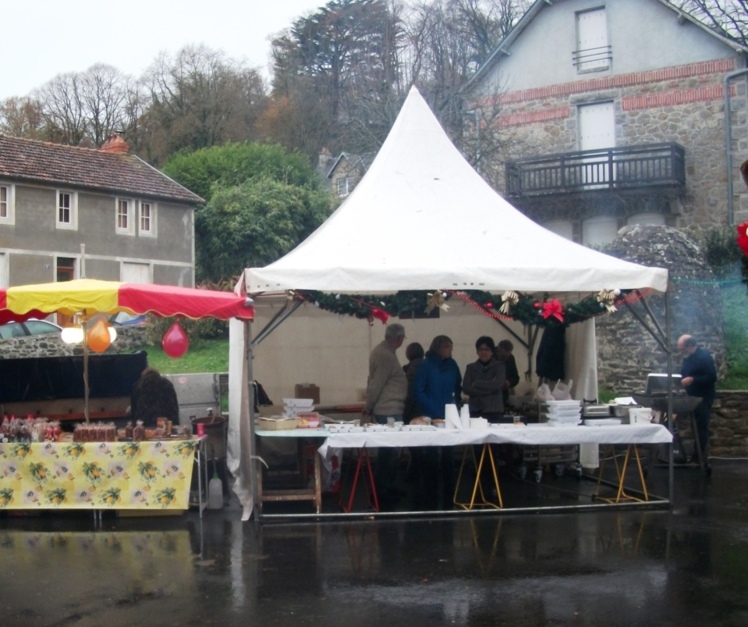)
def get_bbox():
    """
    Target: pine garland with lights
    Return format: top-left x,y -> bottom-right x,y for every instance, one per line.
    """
296,288 -> 641,327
